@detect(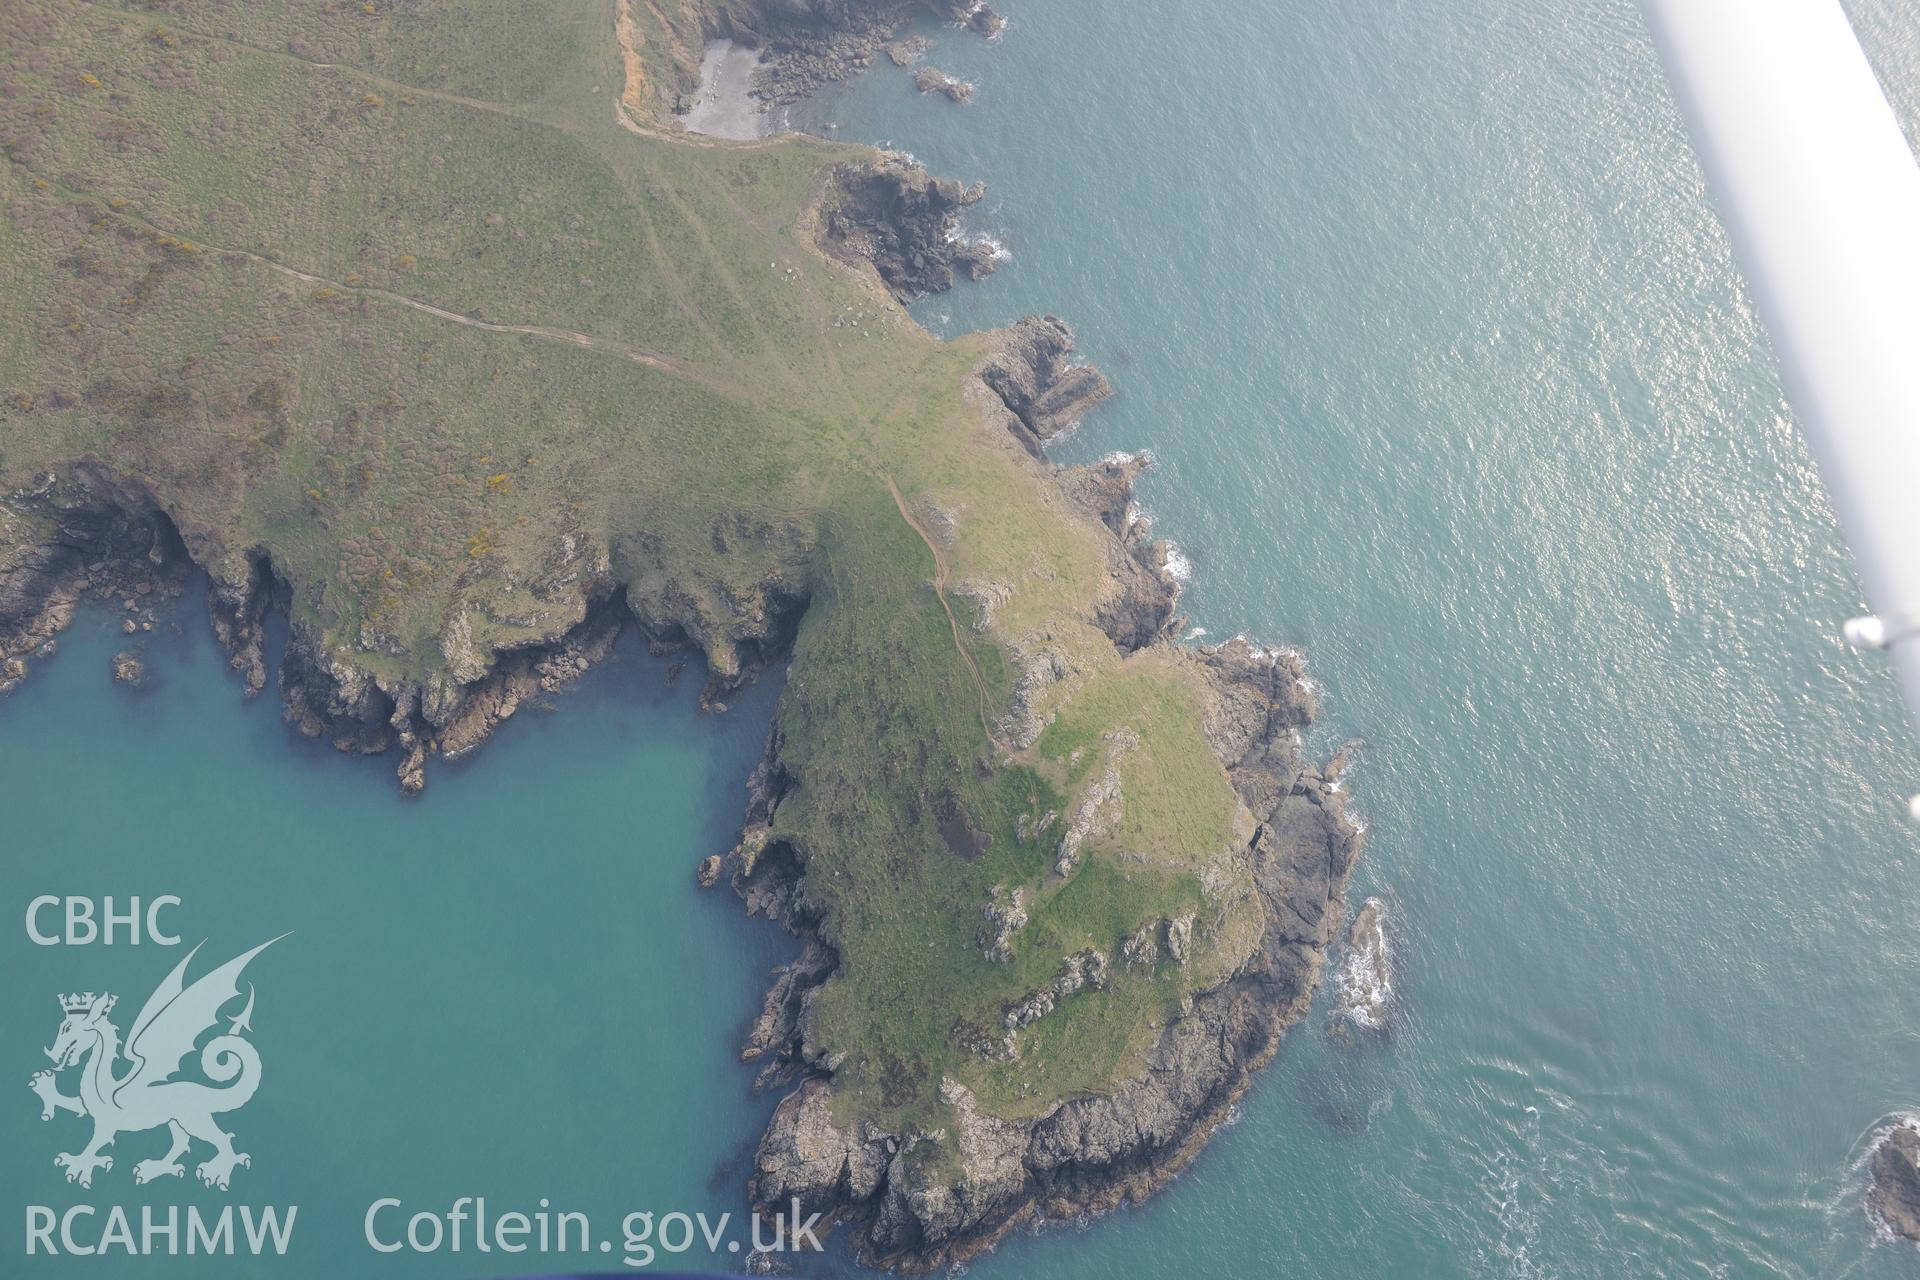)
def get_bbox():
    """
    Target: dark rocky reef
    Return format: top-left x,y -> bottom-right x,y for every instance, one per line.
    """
1871,1122 -> 1920,1243
818,155 -> 999,301
1328,893 -> 1390,1037
913,66 -> 974,102
887,35 -> 932,66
